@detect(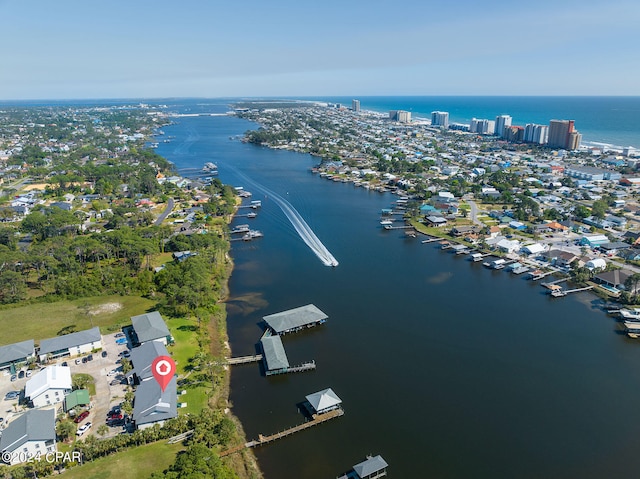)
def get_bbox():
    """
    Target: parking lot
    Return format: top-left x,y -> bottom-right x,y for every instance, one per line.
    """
0,331 -> 132,437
